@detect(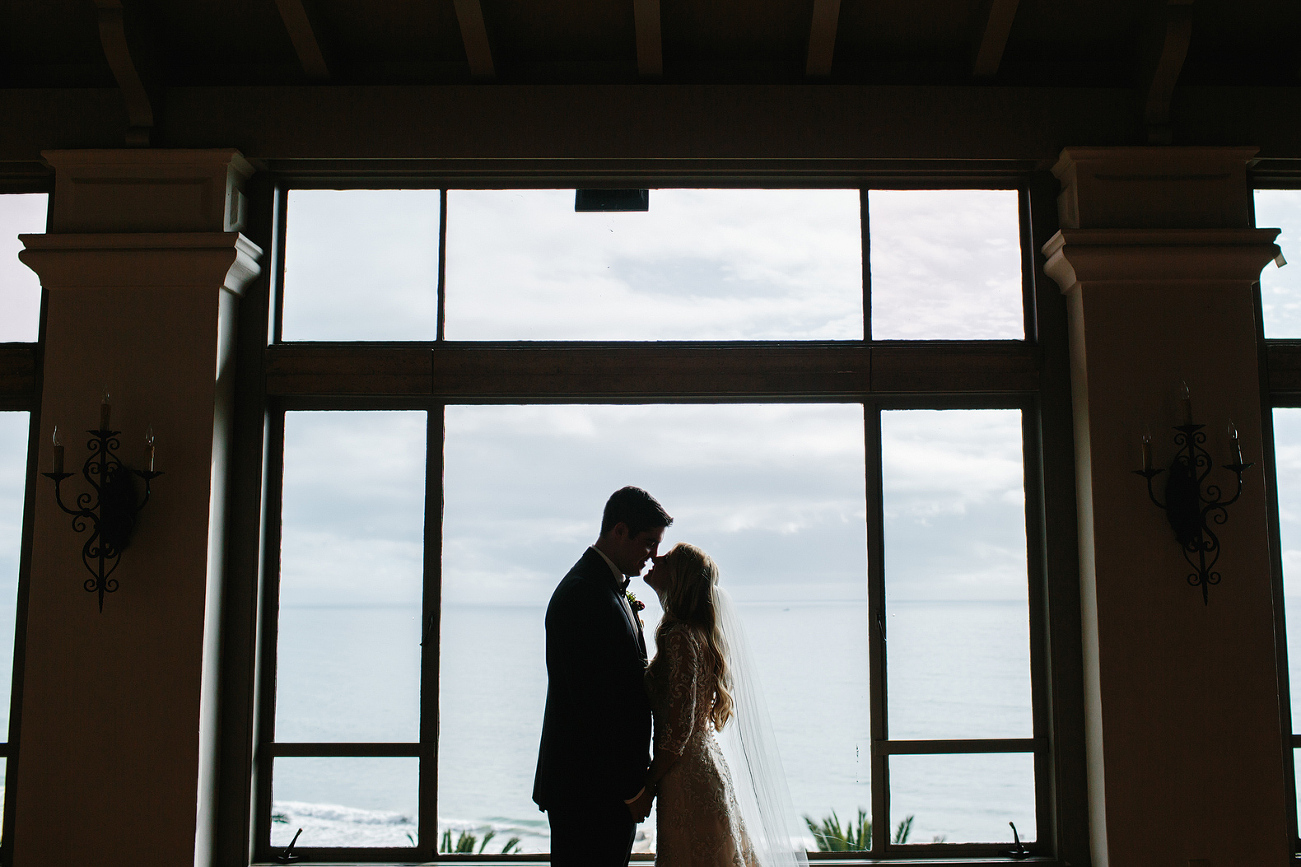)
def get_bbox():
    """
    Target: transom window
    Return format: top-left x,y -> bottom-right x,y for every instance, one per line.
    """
253,183 -> 1064,862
